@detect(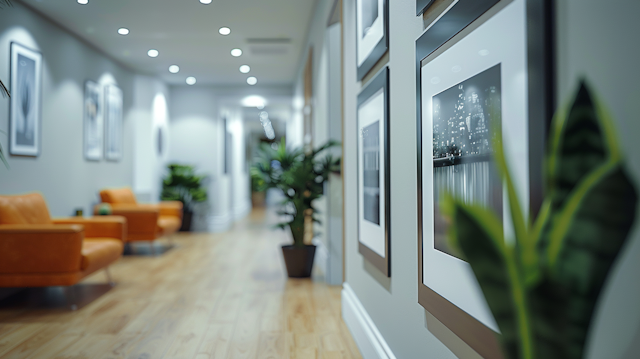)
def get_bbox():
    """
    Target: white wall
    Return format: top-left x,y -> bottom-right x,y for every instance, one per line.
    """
0,2 -> 138,216
169,86 -> 227,231
169,86 -> 261,231
132,75 -> 171,203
